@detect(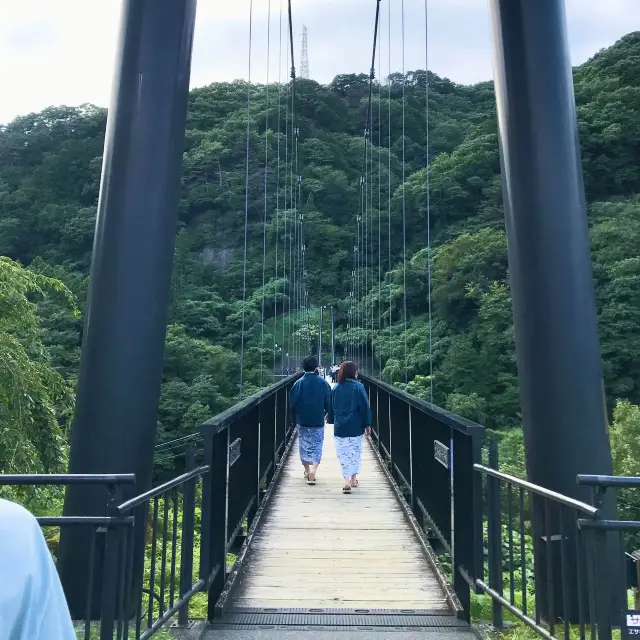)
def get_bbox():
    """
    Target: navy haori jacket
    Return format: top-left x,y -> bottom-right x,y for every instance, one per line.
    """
328,378 -> 372,438
290,372 -> 331,428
